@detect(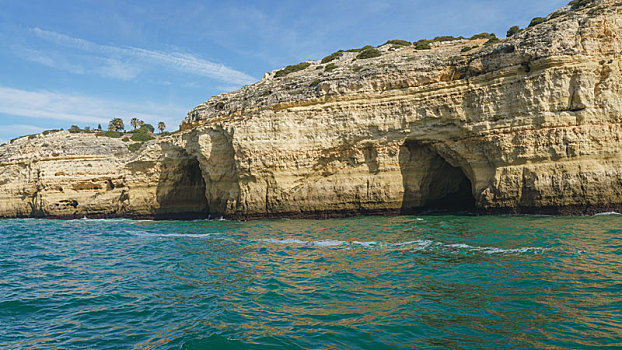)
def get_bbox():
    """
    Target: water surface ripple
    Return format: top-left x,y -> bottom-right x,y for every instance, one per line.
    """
1,215 -> 621,349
